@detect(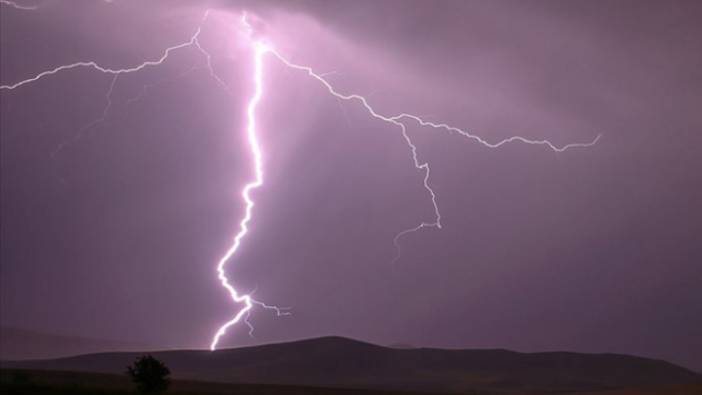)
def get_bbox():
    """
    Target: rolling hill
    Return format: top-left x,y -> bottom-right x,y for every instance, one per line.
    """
0,326 -> 146,361
3,336 -> 700,393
